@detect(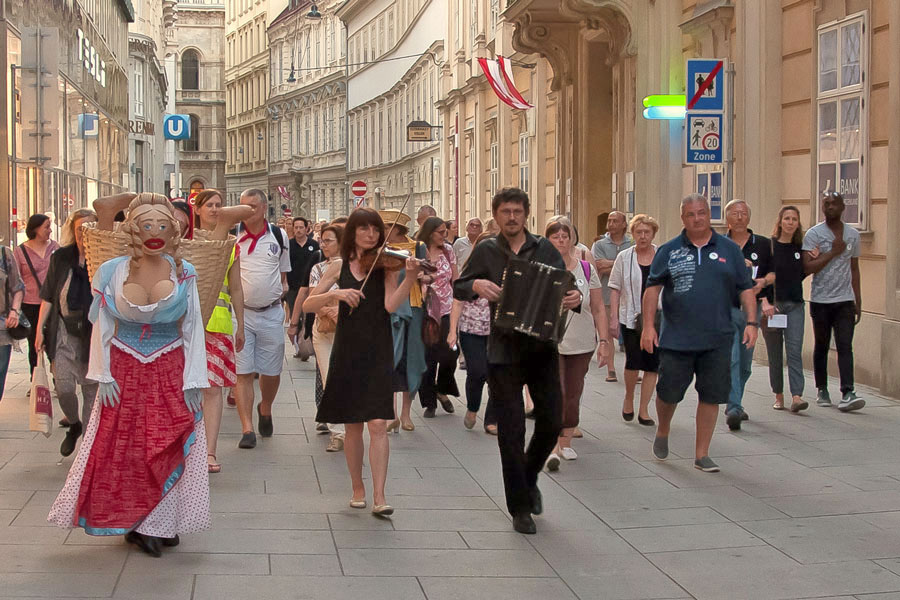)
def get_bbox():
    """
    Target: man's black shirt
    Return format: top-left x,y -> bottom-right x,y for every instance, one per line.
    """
287,236 -> 320,290
454,230 -> 567,365
727,229 -> 772,302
